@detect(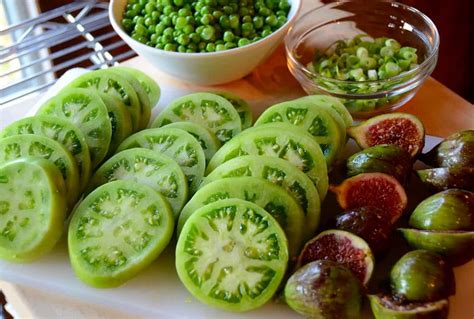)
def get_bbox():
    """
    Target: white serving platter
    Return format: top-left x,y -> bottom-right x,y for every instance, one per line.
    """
0,66 -> 473,319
